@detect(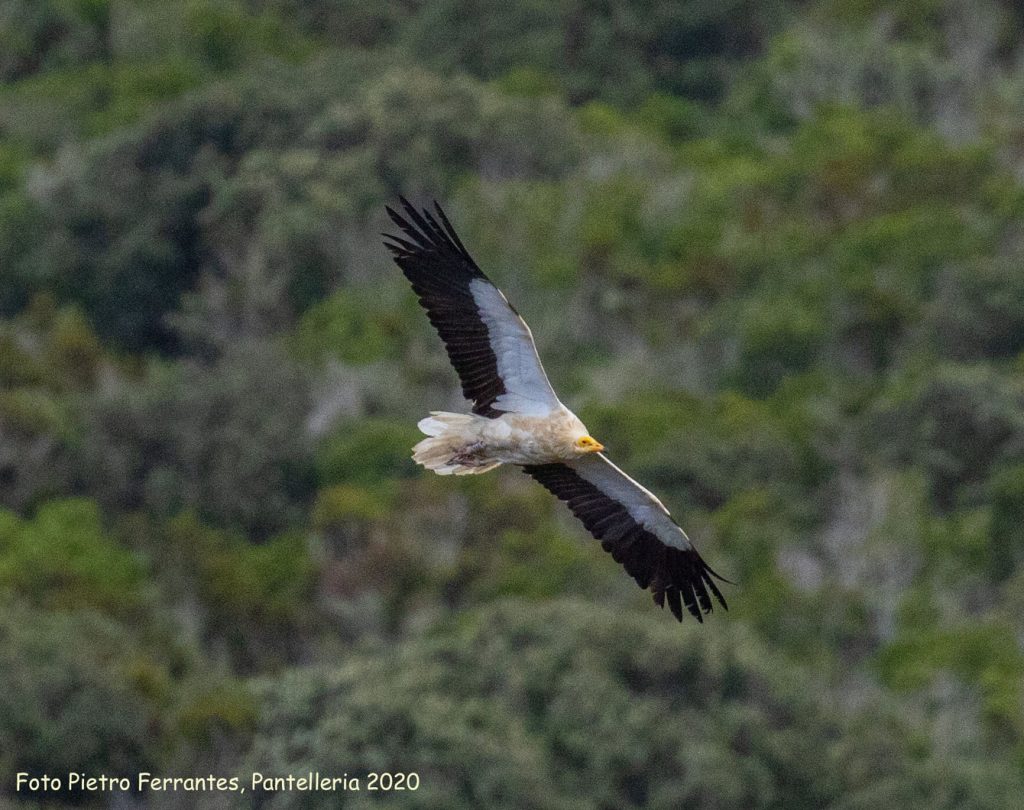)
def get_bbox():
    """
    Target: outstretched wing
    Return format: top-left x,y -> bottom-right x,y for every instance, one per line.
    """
524,453 -> 728,622
383,198 -> 561,418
